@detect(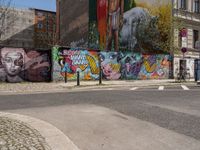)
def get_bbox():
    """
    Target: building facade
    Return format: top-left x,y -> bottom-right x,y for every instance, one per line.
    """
34,9 -> 56,49
173,0 -> 200,78
0,8 -> 56,49
173,0 -> 200,52
0,8 -> 35,48
56,0 -> 88,47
